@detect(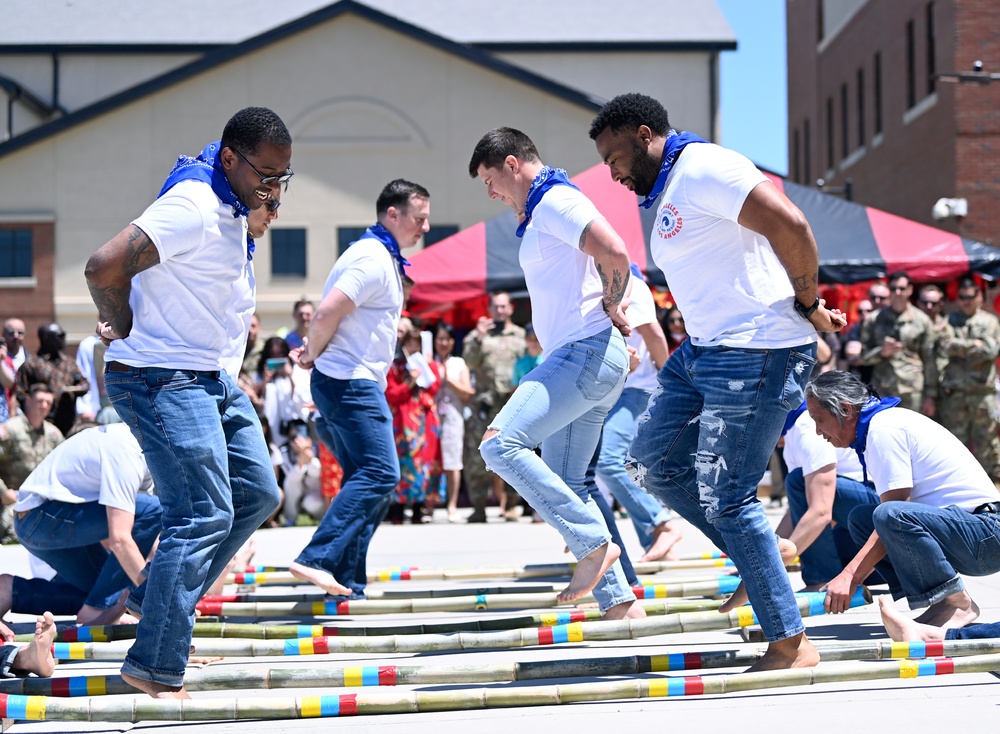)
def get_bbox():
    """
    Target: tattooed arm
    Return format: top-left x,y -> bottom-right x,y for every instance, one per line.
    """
738,180 -> 846,333
84,225 -> 161,340
579,217 -> 632,336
